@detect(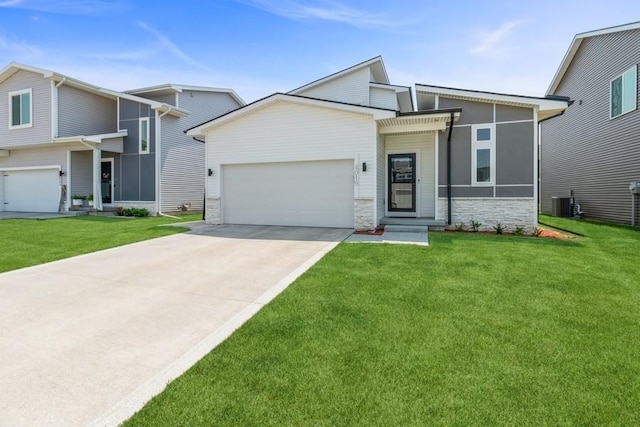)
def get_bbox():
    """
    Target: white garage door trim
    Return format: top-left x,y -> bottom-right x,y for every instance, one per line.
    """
1,166 -> 61,213
222,159 -> 354,228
